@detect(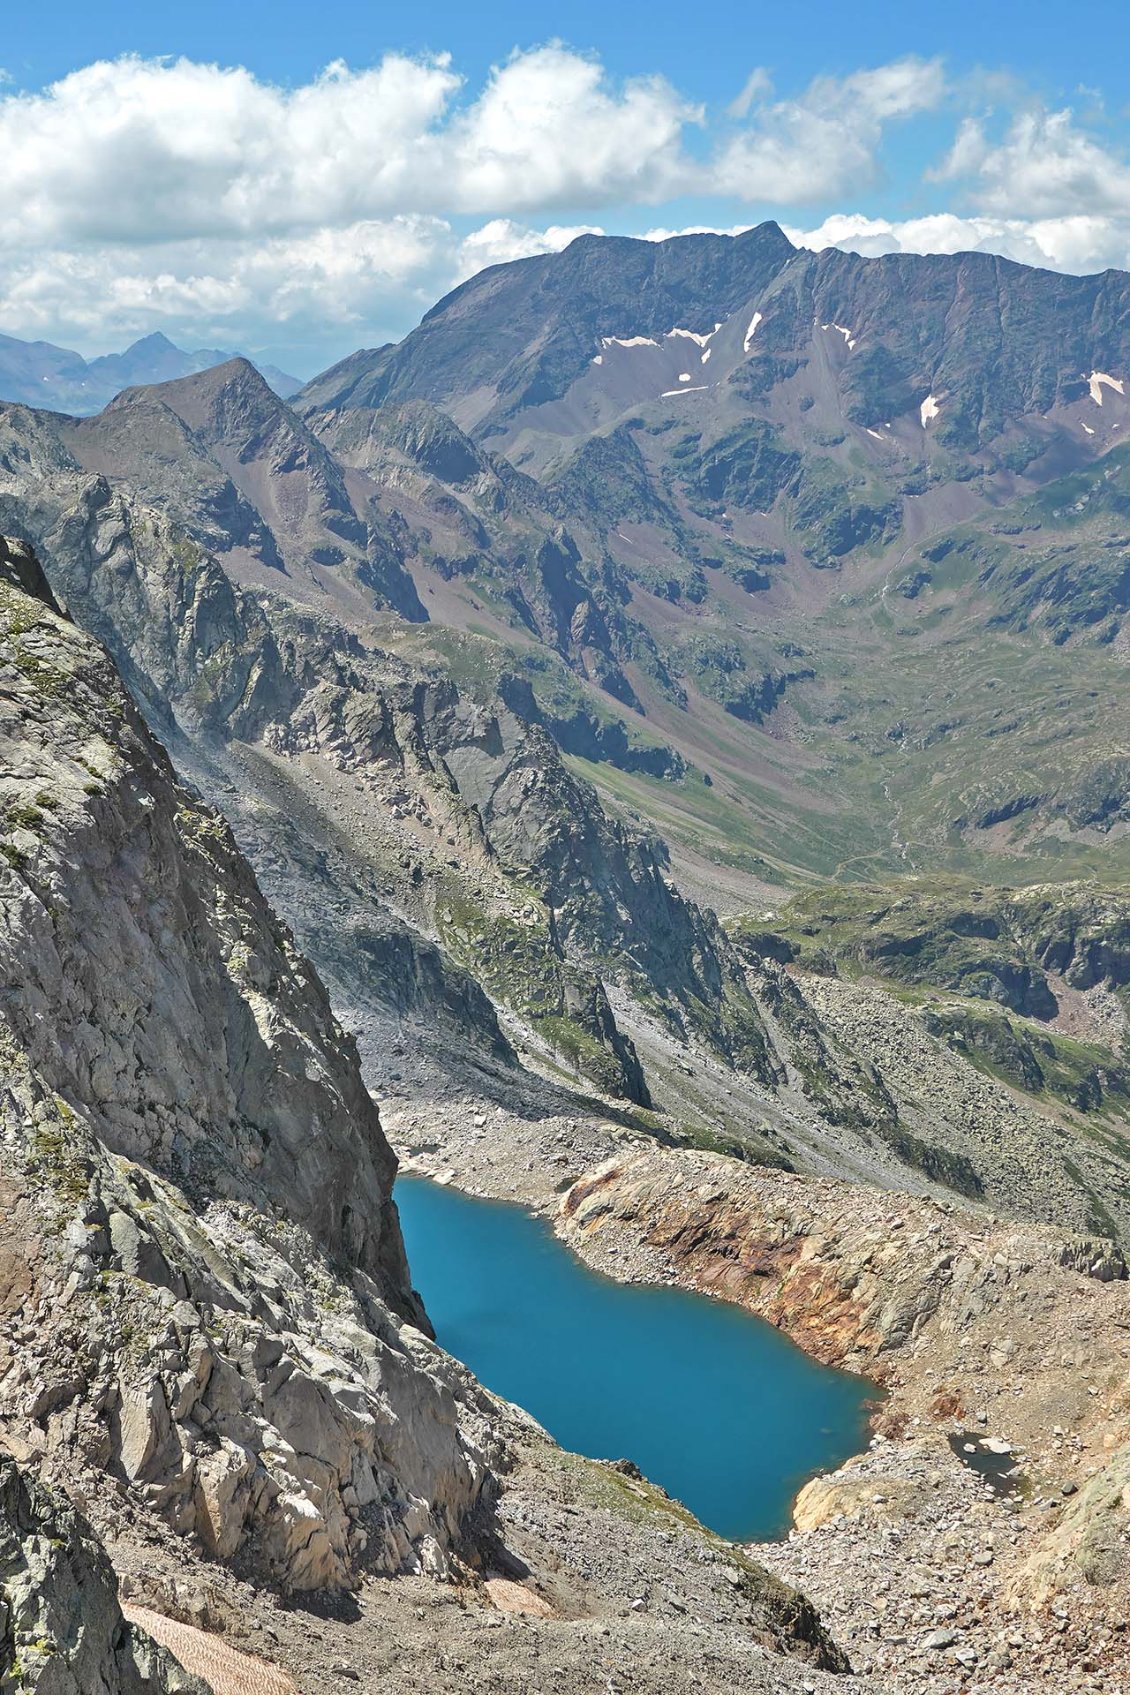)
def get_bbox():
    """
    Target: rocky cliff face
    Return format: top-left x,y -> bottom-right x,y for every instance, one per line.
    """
0,1454 -> 207,1695
4,440 -> 1128,1234
0,546 -> 491,1590
0,535 -> 410,1302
